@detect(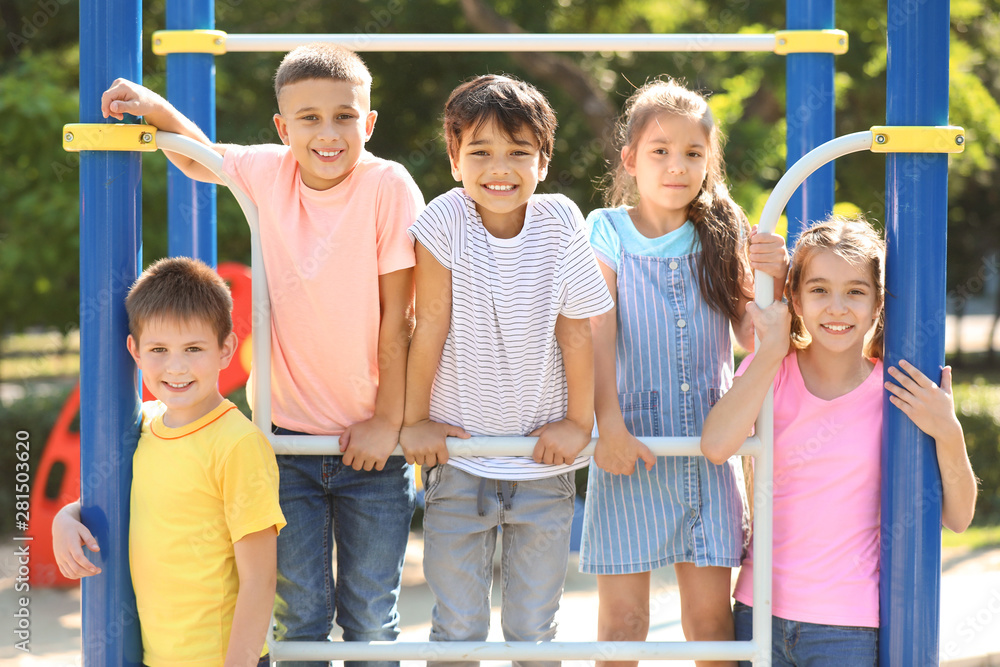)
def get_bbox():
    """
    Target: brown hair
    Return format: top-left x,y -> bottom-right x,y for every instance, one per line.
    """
126,257 -> 233,346
274,43 -> 372,100
785,215 -> 886,360
443,74 -> 558,168
604,78 -> 751,322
